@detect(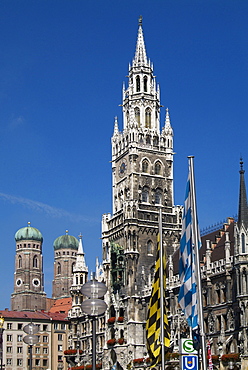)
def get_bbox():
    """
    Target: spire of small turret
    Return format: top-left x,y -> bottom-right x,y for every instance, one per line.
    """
74,234 -> 88,272
165,108 -> 171,128
238,158 -> 248,228
77,233 -> 84,255
113,116 -> 119,136
133,16 -> 148,66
